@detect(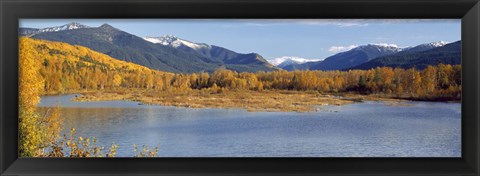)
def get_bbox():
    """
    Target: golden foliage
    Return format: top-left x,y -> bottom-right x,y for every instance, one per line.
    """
133,144 -> 159,157
19,37 -> 152,157
41,128 -> 119,157
19,37 -> 46,157
21,37 -> 461,100
20,37 -> 171,93
19,37 -> 461,157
